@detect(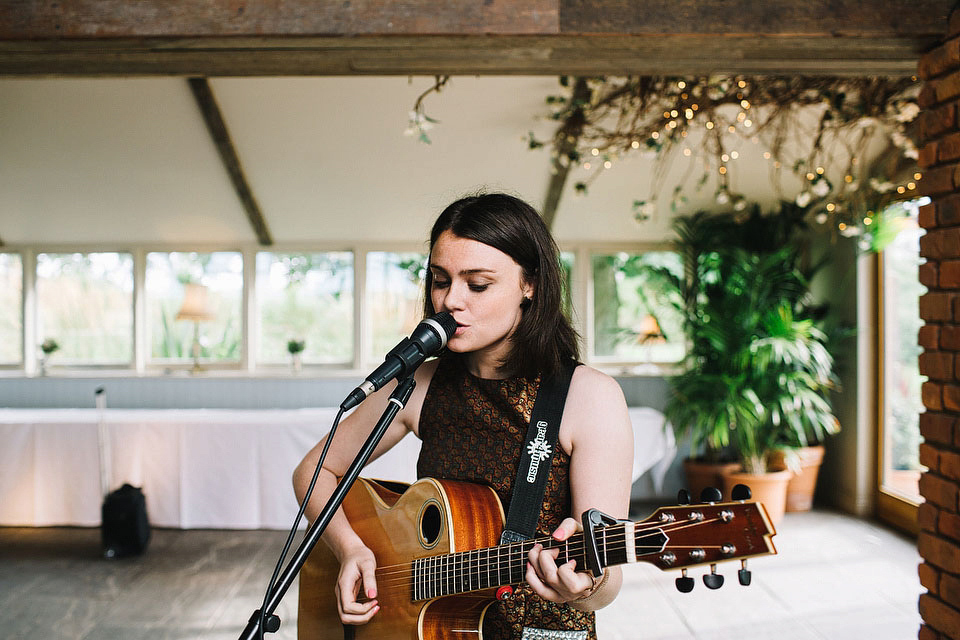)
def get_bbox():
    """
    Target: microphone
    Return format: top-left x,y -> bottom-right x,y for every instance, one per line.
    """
340,311 -> 457,411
